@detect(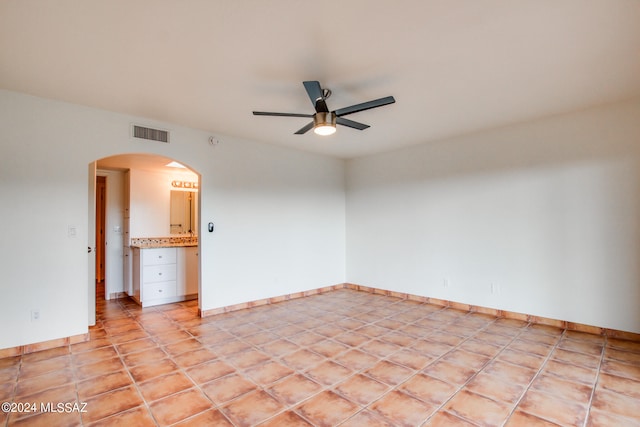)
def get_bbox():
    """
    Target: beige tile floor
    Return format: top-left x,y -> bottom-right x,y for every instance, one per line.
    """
1,289 -> 640,426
